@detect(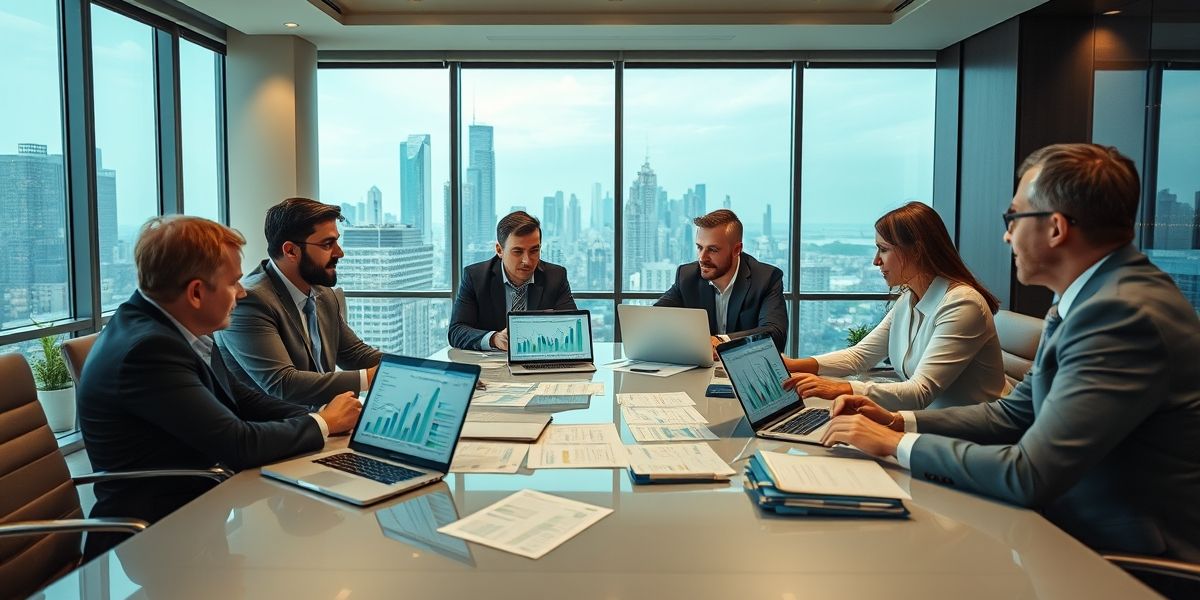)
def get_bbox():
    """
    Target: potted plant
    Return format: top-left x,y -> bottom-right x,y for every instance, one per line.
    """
845,323 -> 872,347
31,334 -> 75,432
